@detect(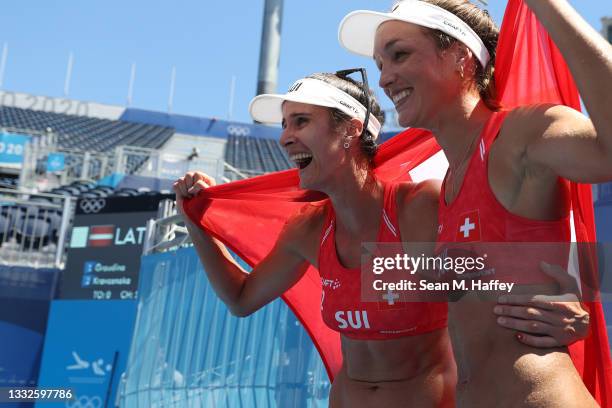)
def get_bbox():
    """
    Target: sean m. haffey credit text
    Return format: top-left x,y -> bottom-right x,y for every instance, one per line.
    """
369,253 -> 516,294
